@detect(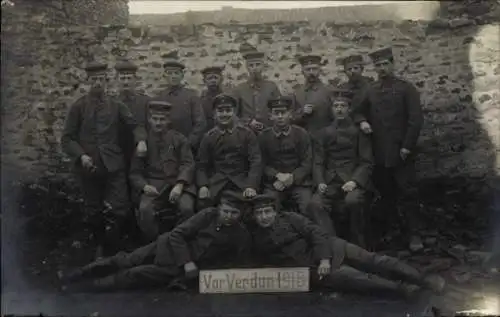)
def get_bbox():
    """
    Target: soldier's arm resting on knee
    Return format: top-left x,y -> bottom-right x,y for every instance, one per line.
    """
287,213 -> 333,262
258,132 -> 280,181
61,98 -> 86,160
177,134 -> 195,187
351,132 -> 375,188
291,130 -> 313,186
402,84 -> 423,152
